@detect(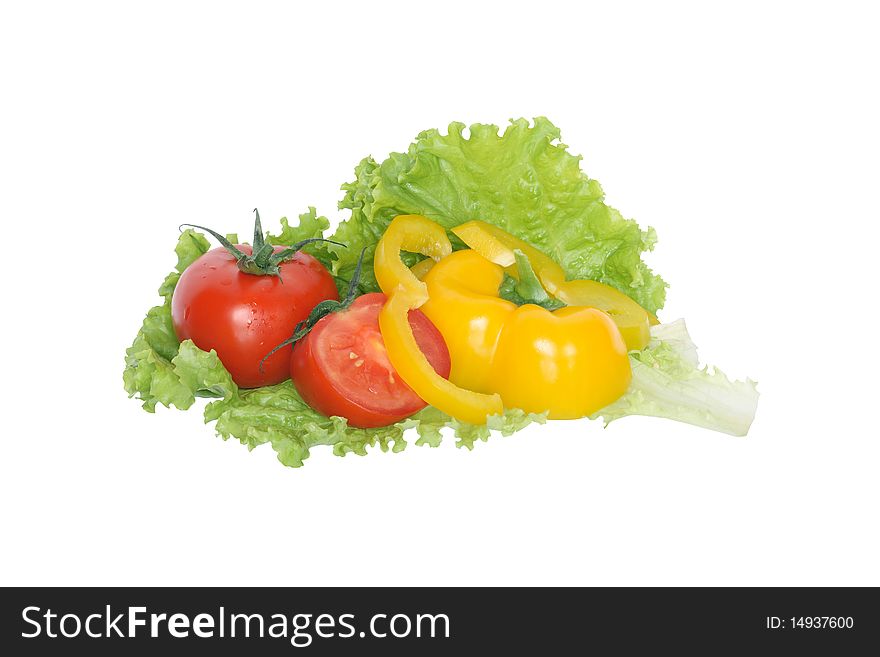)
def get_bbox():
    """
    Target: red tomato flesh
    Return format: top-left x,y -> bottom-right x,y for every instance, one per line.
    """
290,293 -> 451,428
172,245 -> 338,388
